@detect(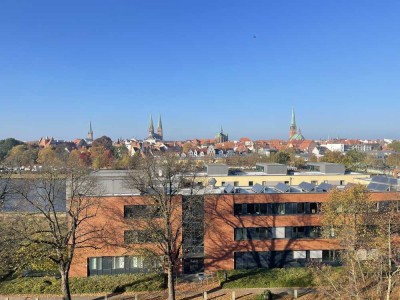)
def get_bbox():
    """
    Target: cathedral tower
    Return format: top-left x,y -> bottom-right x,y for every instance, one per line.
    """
87,121 -> 94,142
289,108 -> 298,139
148,114 -> 154,139
157,114 -> 163,140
